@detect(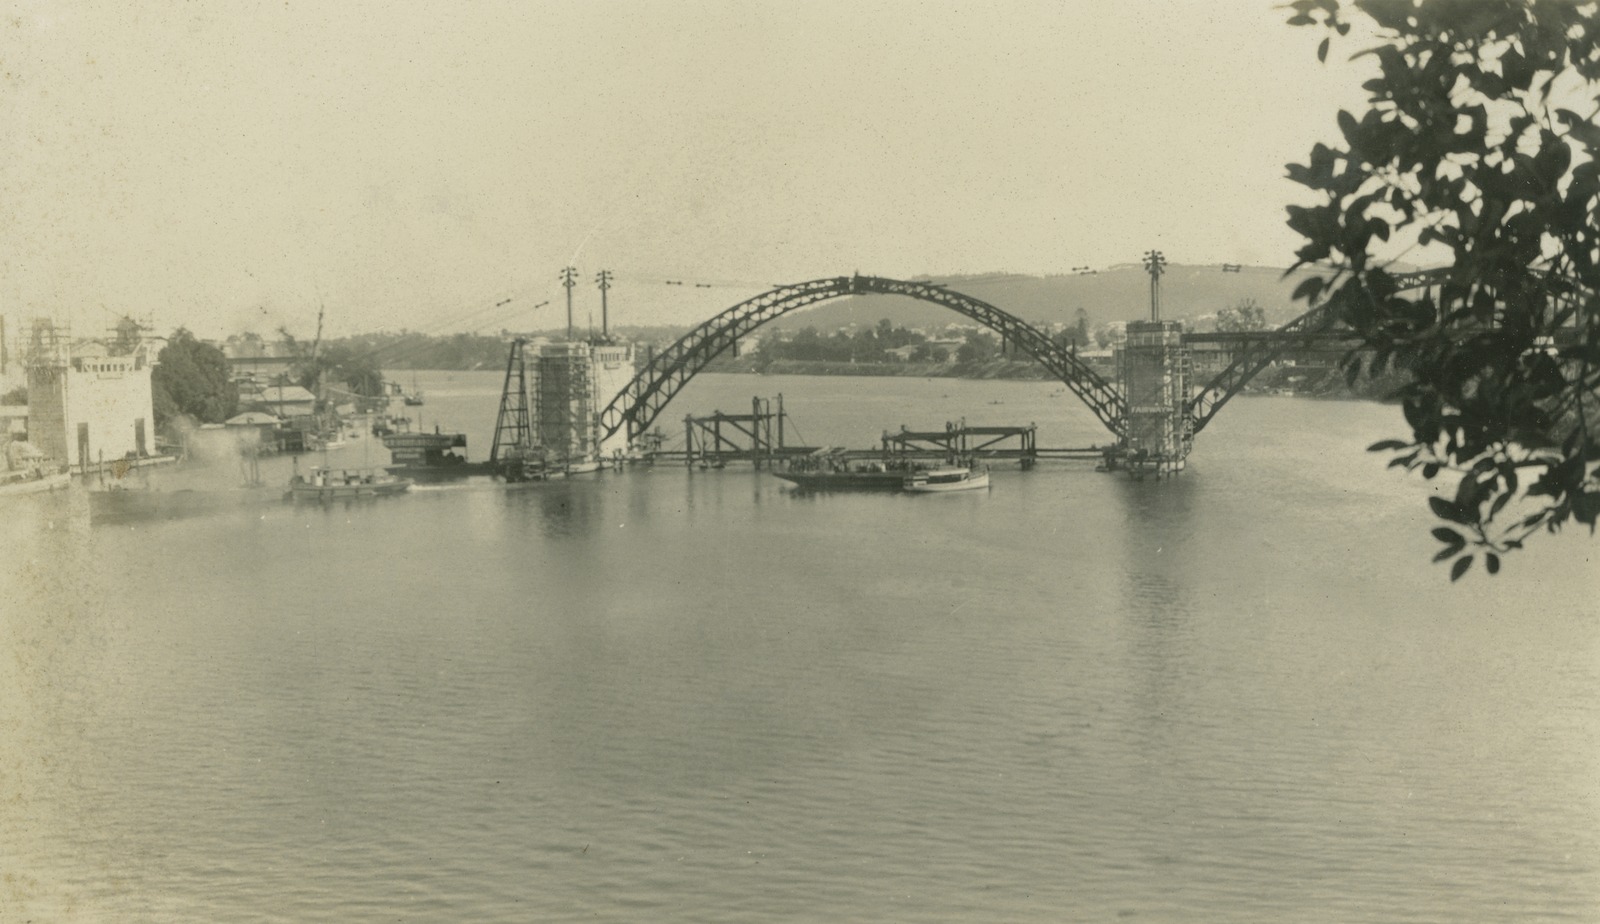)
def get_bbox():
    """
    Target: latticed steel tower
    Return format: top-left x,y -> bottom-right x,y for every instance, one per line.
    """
489,338 -> 534,467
